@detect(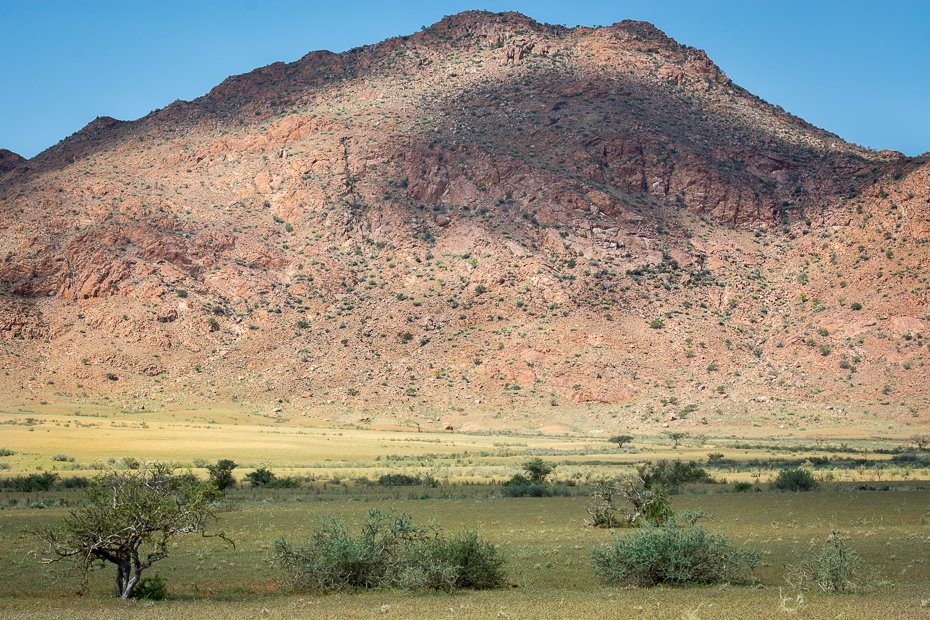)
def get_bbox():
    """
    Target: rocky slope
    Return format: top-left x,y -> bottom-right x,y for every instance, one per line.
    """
0,11 -> 927,435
